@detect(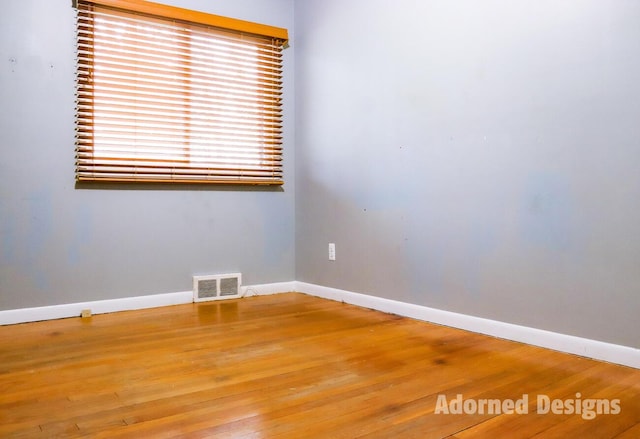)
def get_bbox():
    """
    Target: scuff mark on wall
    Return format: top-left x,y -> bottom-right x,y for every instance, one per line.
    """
520,172 -> 573,251
0,201 -> 16,263
0,189 -> 54,294
68,203 -> 93,265
462,221 -> 499,297
24,189 -> 53,264
8,56 -> 17,73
